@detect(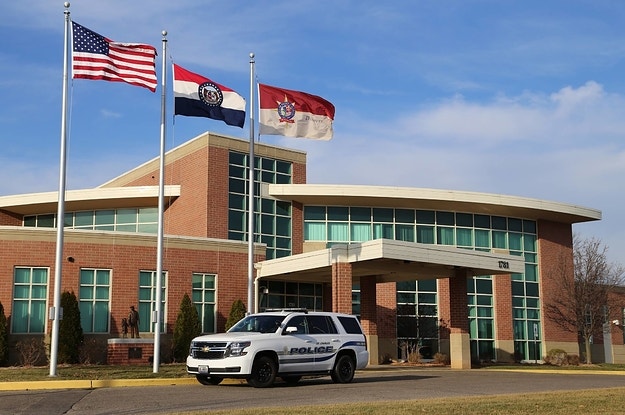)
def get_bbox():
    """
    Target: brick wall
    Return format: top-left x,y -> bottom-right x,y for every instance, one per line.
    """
376,282 -> 397,339
359,276 -> 377,335
537,219 -> 578,343
0,229 -> 251,339
107,339 -> 154,365
0,209 -> 21,226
